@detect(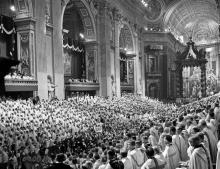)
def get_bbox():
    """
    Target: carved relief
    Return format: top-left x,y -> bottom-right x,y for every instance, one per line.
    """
137,78 -> 142,95
111,74 -> 116,96
80,8 -> 89,17
15,0 -> 34,17
86,0 -> 98,17
110,20 -> 114,43
87,50 -> 96,81
63,48 -> 72,75
112,8 -> 122,22
45,0 -> 51,24
30,32 -> 35,76
119,25 -> 133,51
128,60 -> 134,84
17,0 -> 28,12
64,0 -> 96,40
20,33 -> 31,76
